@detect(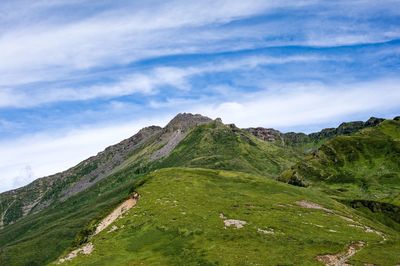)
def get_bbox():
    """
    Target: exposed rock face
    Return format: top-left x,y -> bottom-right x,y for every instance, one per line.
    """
244,128 -> 284,143
365,117 -> 385,127
164,113 -> 213,132
151,113 -> 213,161
246,117 -> 385,146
